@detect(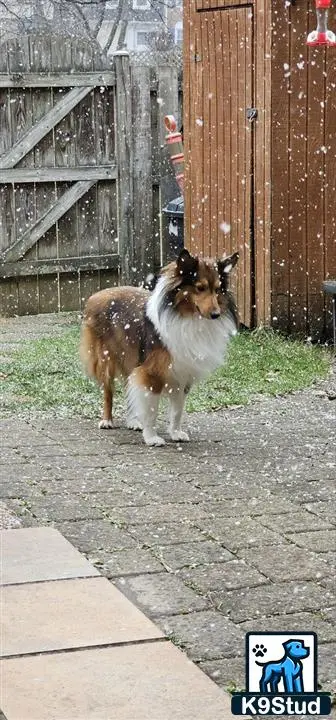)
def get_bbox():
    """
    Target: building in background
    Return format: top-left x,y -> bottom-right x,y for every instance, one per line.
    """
99,0 -> 183,53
